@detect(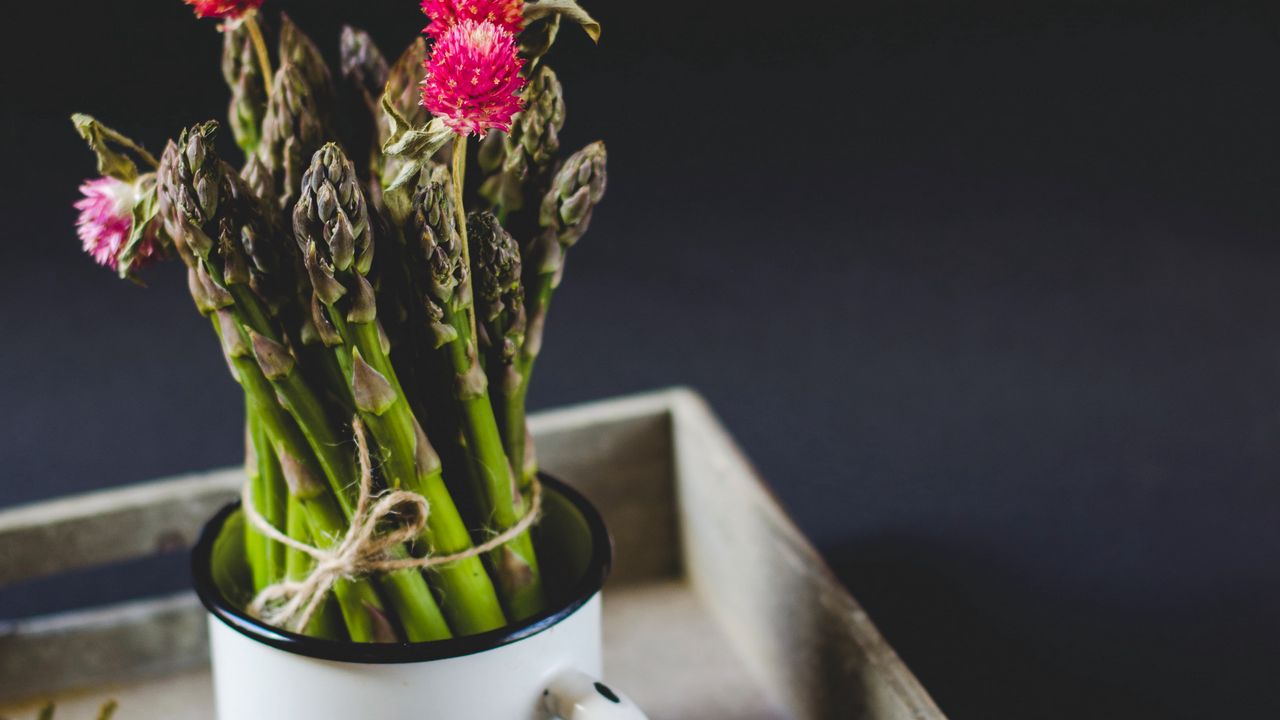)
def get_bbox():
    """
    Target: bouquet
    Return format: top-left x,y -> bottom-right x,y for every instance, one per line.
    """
70,0 -> 606,642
